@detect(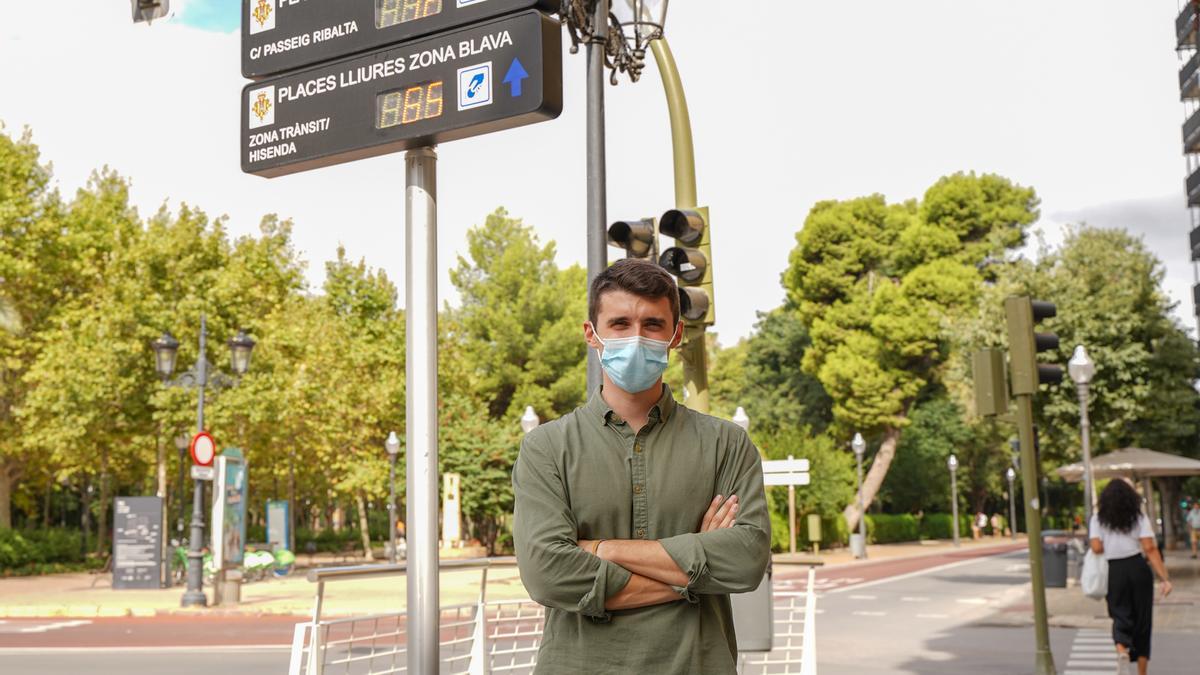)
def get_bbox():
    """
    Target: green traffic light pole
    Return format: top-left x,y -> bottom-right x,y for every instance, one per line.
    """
1005,296 -> 1056,675
648,37 -> 709,414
